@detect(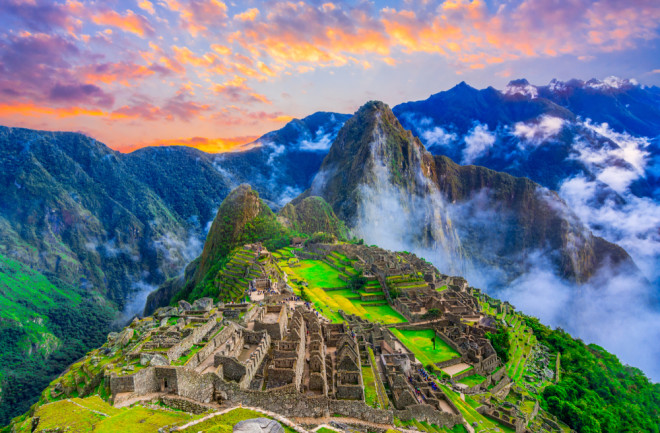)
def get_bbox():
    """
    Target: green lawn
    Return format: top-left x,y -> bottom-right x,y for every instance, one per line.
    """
389,328 -> 460,365
438,383 -> 516,433
289,260 -> 347,288
362,366 -> 379,407
11,398 -> 199,433
287,260 -> 406,325
458,374 -> 486,387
